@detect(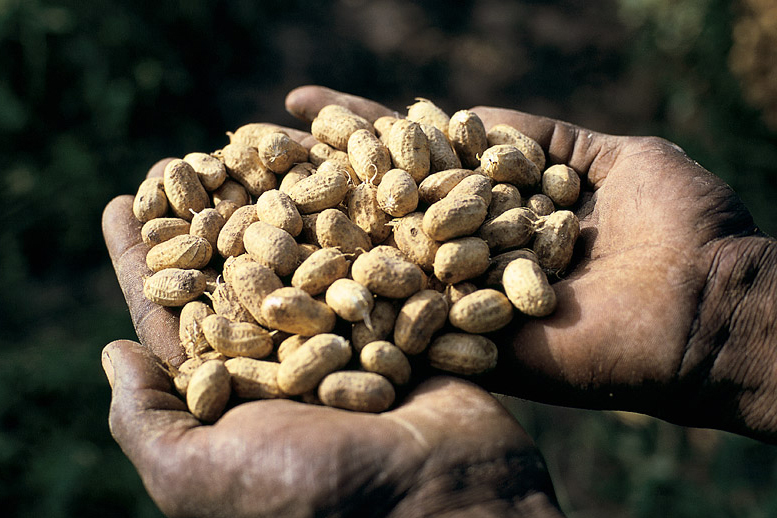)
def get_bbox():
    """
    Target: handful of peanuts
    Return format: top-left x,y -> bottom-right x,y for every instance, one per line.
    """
132,98 -> 580,421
